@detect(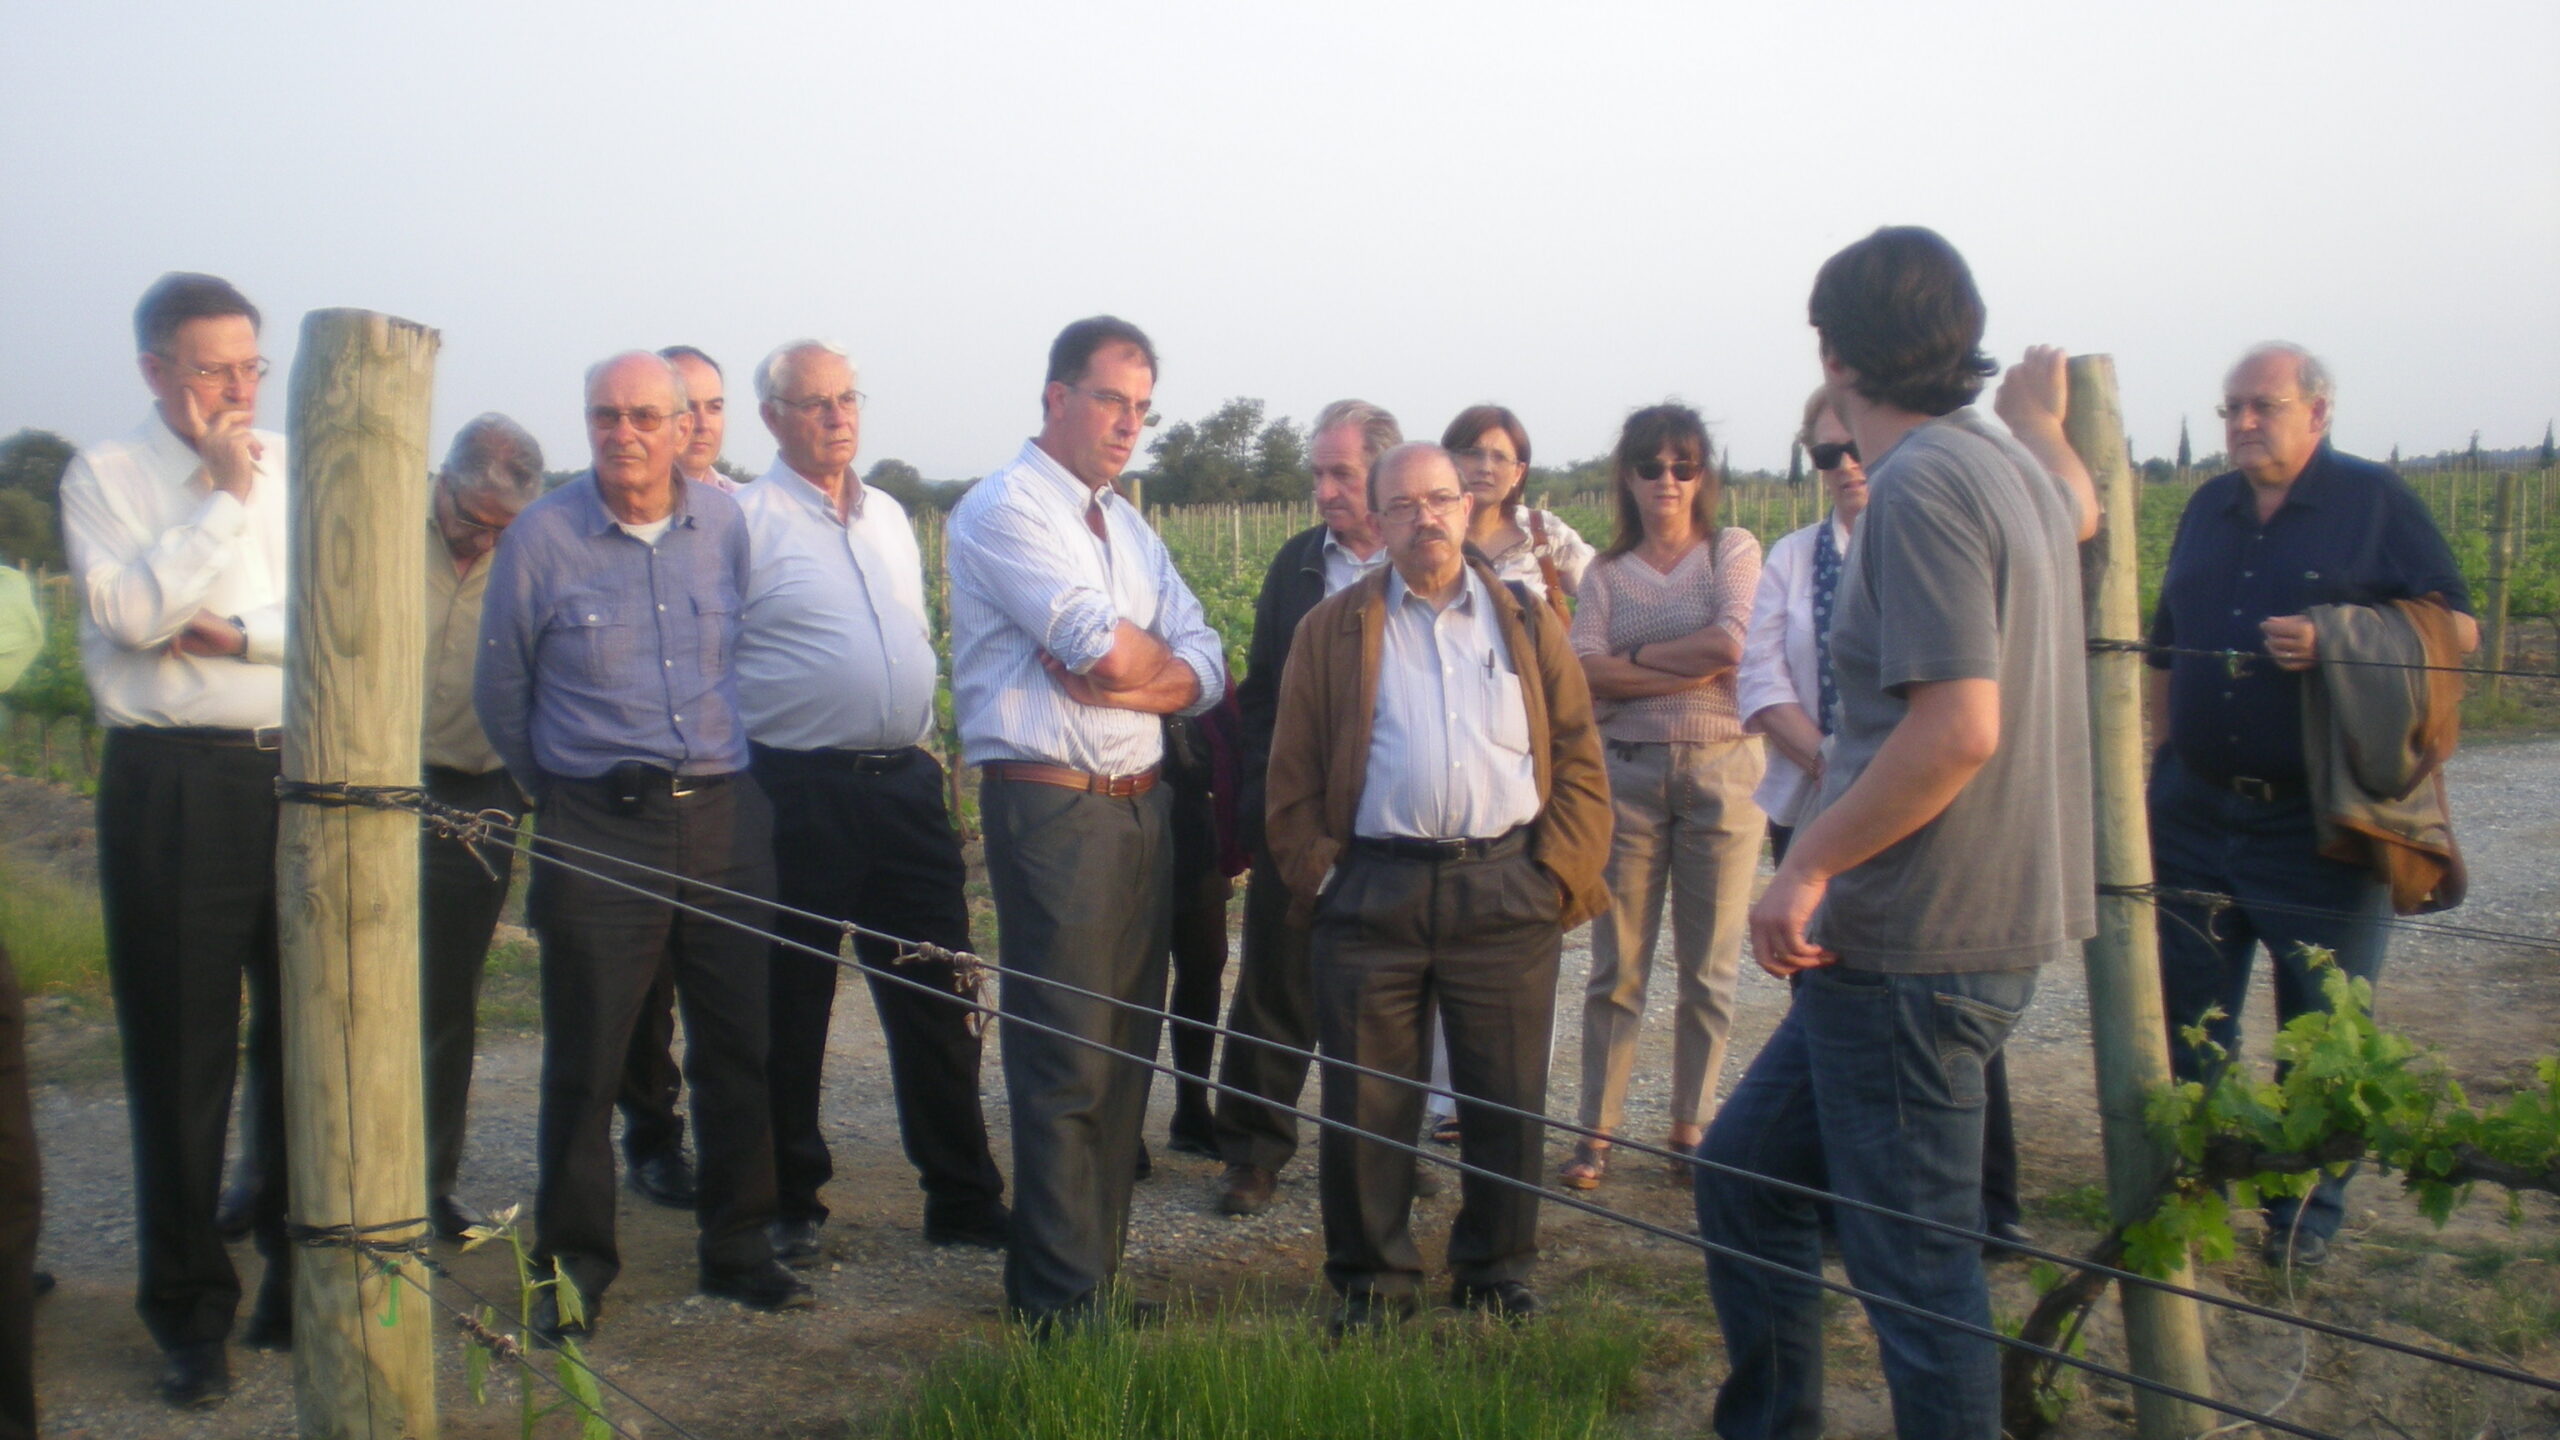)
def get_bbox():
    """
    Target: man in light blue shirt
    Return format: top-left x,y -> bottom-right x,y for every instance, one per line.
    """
944,316 -> 1225,1328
